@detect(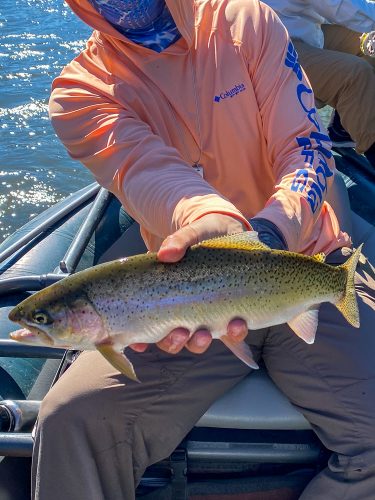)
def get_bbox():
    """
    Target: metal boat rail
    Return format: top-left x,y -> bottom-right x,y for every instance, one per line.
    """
0,340 -> 65,360
0,185 -> 113,297
0,182 -> 101,266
